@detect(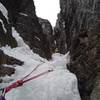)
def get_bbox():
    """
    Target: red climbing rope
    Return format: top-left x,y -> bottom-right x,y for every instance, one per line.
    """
4,69 -> 53,94
0,64 -> 38,95
21,62 -> 44,80
23,69 -> 53,83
